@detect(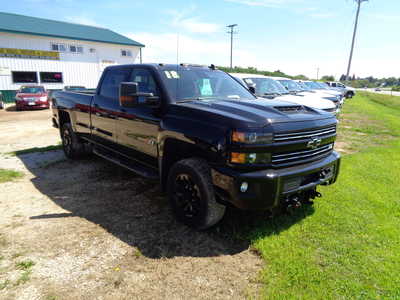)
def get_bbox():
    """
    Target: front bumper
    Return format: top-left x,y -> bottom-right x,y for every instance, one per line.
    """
16,101 -> 49,110
212,151 -> 341,210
